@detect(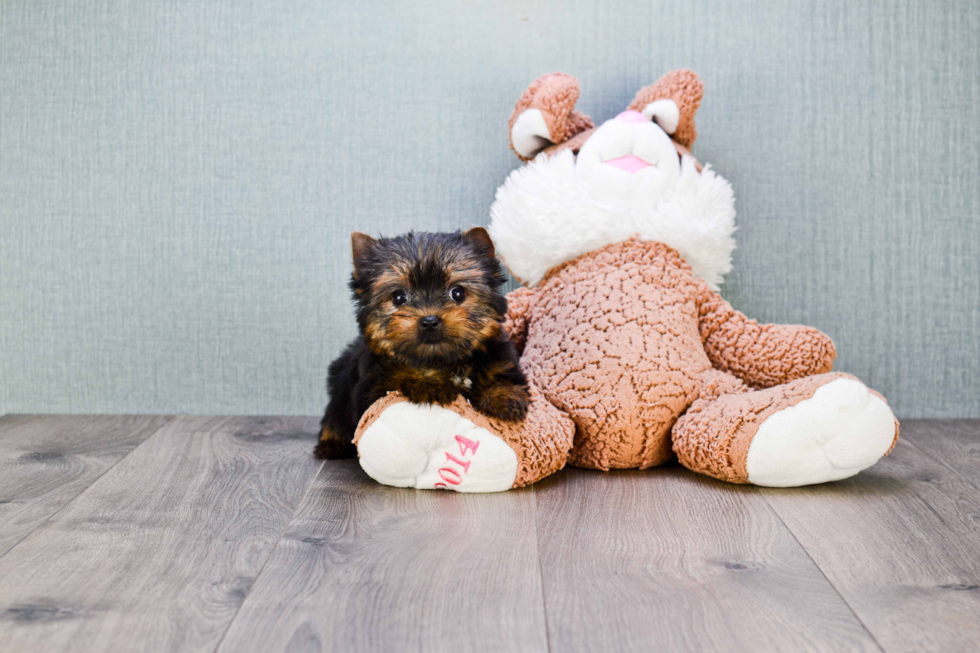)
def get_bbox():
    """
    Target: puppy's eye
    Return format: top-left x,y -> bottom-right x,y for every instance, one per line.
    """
391,290 -> 407,307
450,286 -> 466,303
